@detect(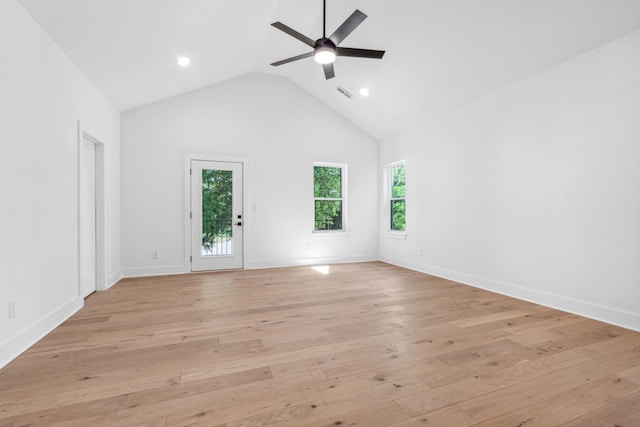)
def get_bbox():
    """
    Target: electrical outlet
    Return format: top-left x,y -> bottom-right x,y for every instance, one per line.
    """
8,300 -> 16,319
417,247 -> 423,256
152,251 -> 159,259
